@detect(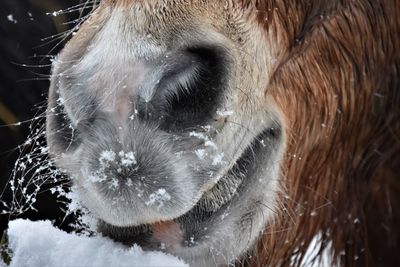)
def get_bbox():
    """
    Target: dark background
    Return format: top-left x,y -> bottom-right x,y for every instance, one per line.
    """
0,0 -> 86,236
